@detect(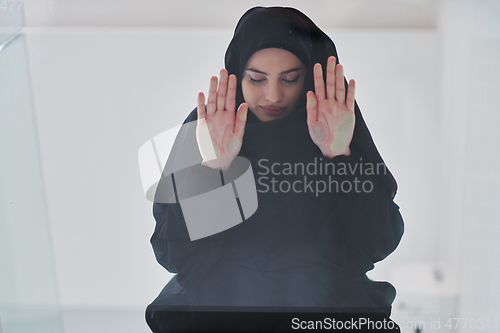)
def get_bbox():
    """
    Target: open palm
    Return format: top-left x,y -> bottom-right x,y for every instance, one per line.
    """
196,69 -> 248,171
306,56 -> 356,159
